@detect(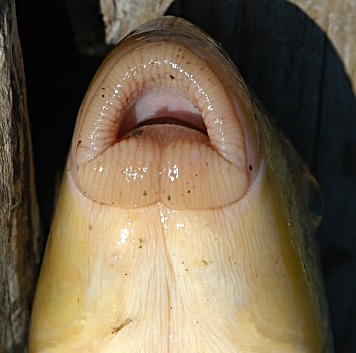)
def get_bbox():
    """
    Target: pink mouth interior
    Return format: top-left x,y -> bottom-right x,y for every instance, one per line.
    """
117,86 -> 207,138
